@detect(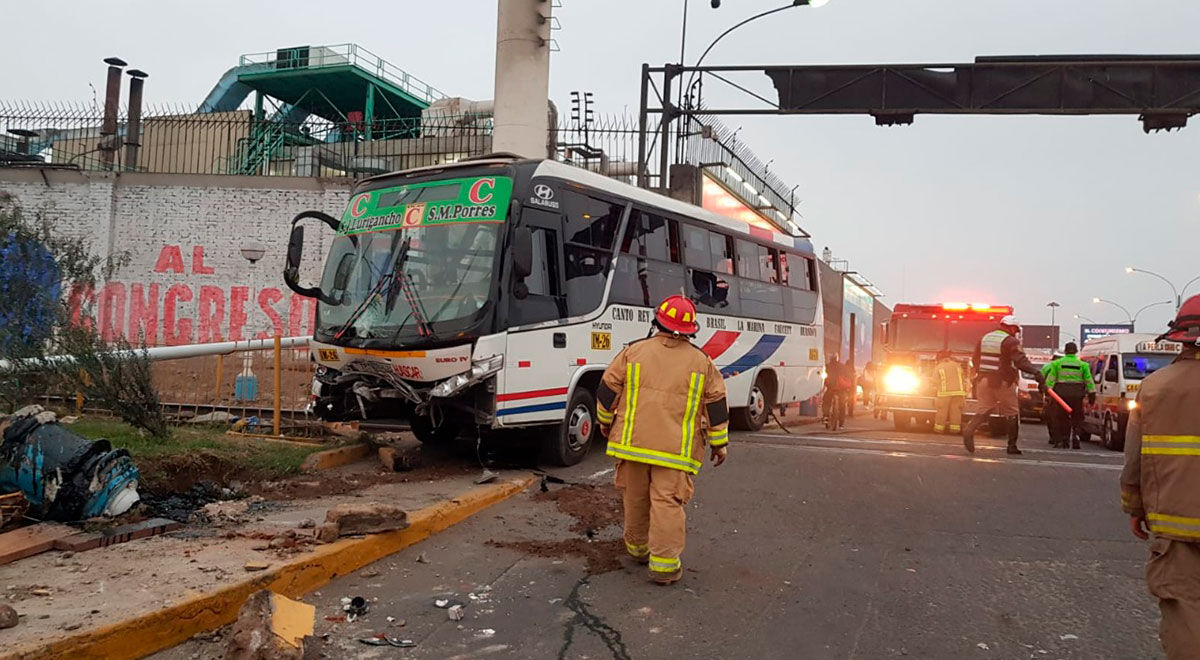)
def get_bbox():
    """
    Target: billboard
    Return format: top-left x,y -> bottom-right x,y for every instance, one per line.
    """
1021,324 -> 1060,349
1080,323 -> 1134,345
